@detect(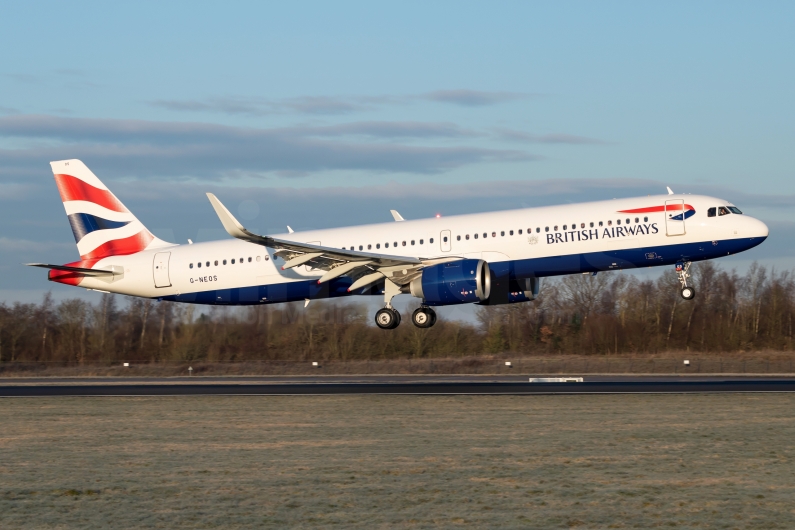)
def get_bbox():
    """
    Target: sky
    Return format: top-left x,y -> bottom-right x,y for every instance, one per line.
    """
1,1 -> 793,309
